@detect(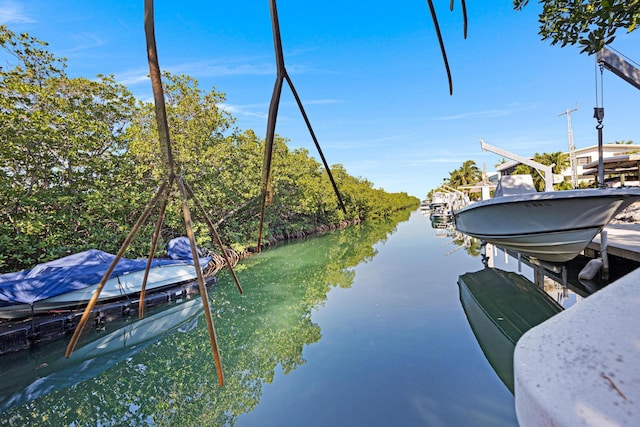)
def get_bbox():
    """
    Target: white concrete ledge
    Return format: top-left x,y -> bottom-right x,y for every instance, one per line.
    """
588,223 -> 640,262
514,268 -> 640,426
